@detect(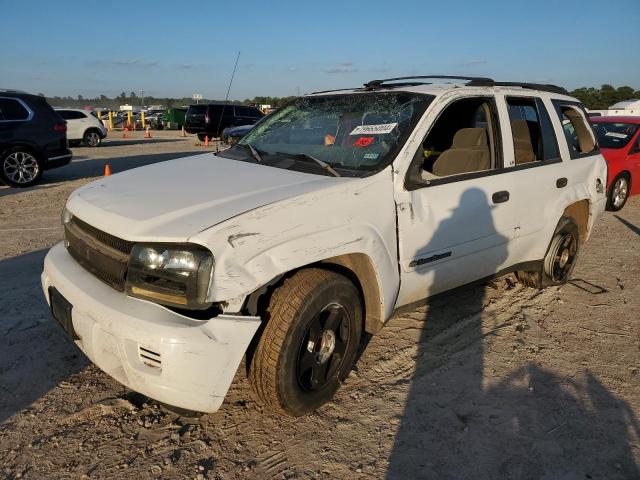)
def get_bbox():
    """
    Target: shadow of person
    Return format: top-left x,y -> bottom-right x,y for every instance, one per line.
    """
386,187 -> 509,478
386,189 -> 640,479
